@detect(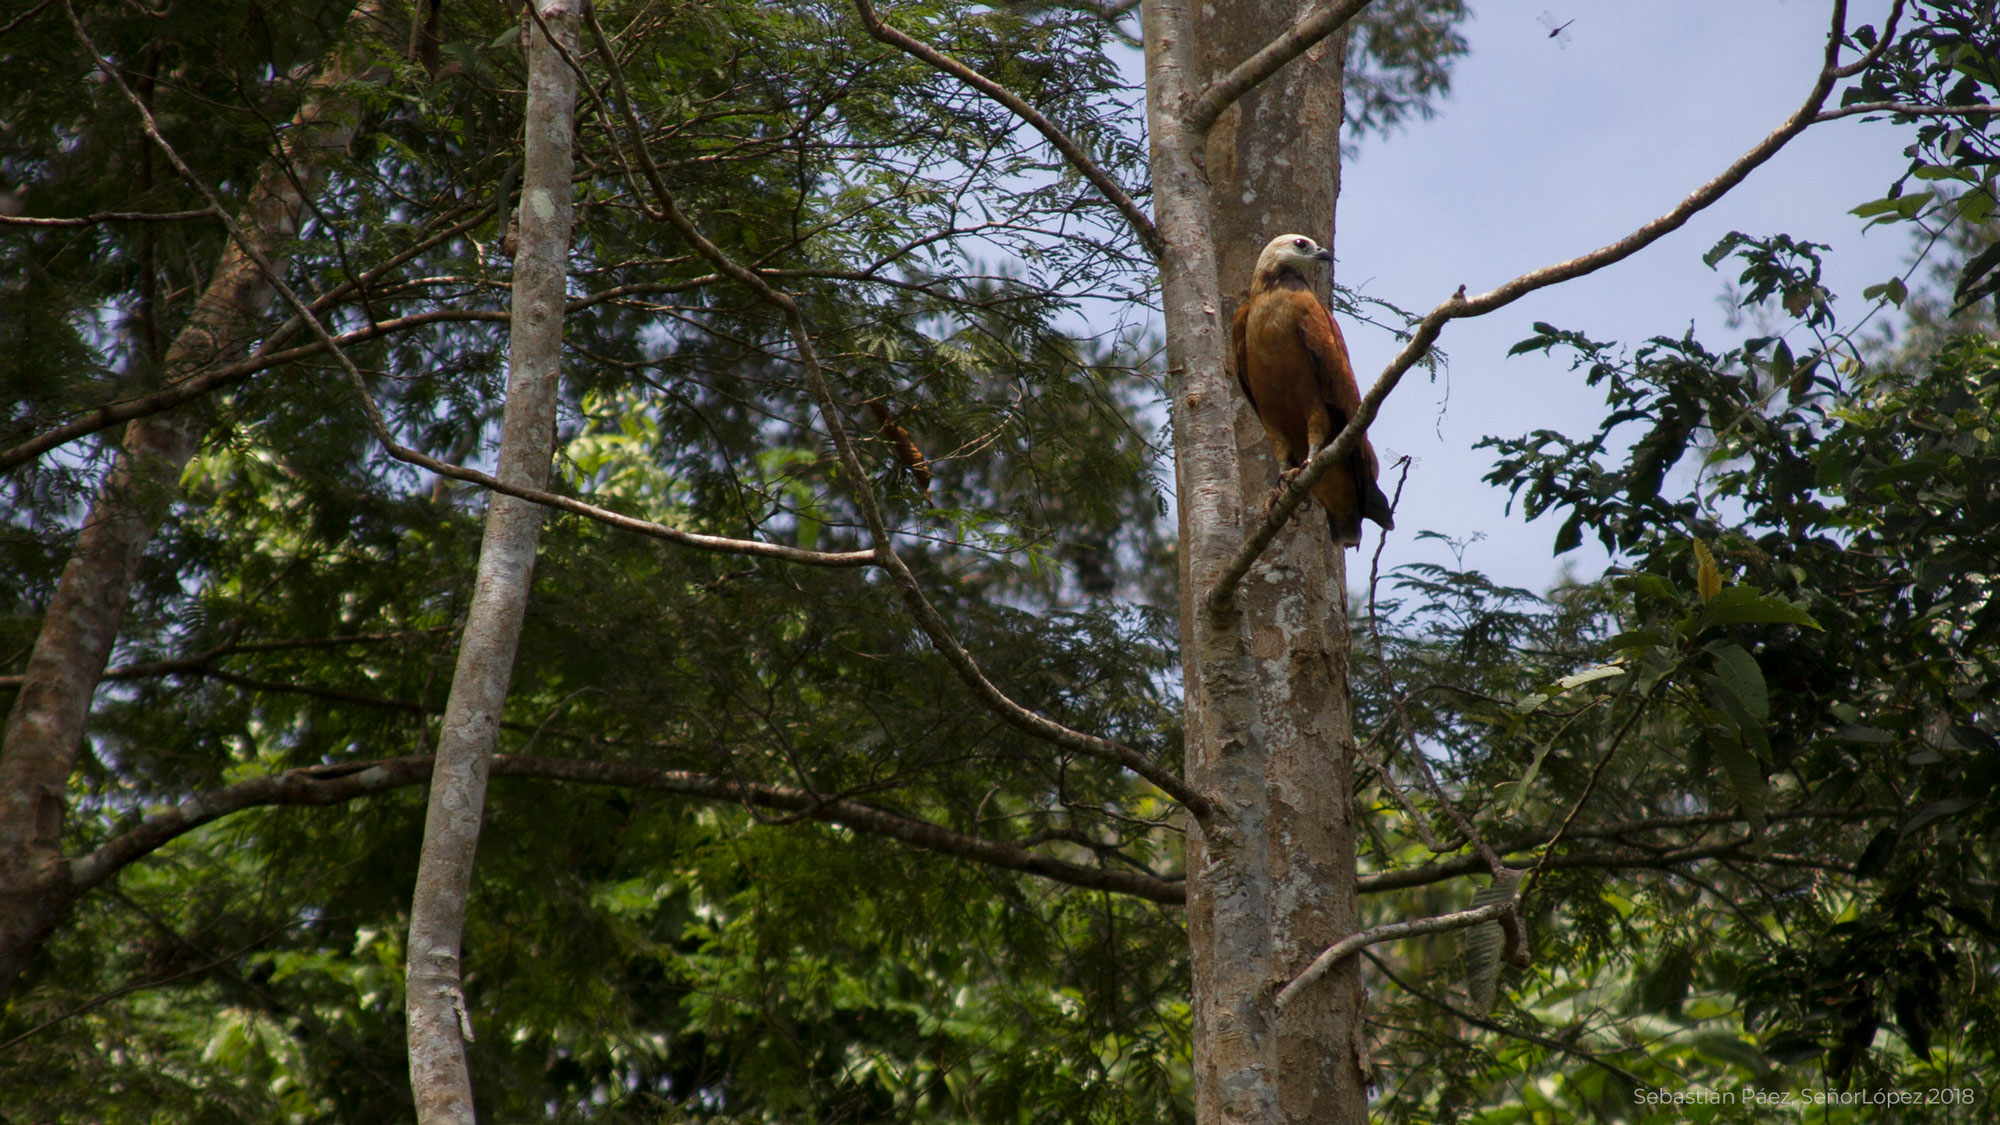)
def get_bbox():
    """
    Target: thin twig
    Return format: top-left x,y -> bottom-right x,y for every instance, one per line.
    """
65,13 -> 879,571
852,0 -> 1161,259
1363,950 -> 1652,1087
586,34 -> 1208,817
